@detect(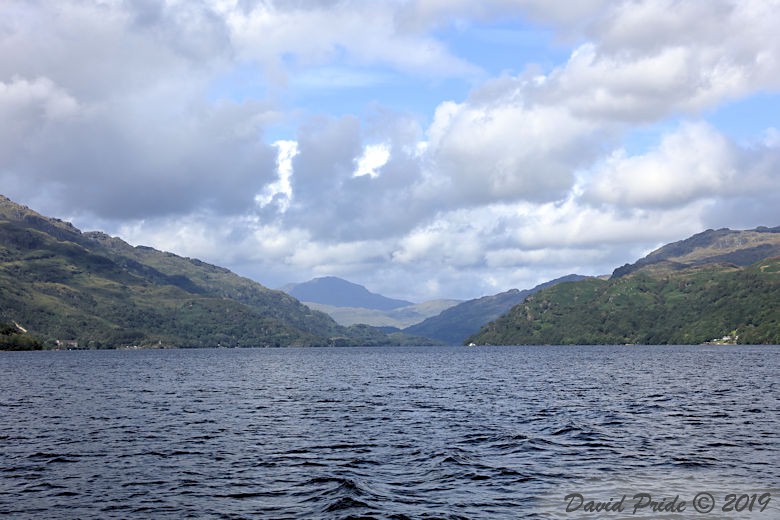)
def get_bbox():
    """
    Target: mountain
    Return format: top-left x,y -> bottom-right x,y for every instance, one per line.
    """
612,226 -> 780,278
282,276 -> 414,310
302,299 -> 462,328
468,228 -> 780,346
0,195 -> 426,349
404,275 -> 586,344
